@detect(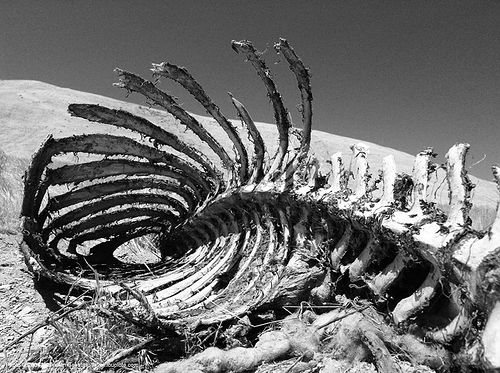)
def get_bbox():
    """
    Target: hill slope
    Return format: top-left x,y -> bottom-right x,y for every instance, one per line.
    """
0,79 -> 498,215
